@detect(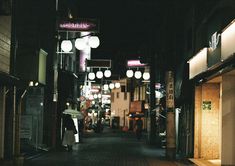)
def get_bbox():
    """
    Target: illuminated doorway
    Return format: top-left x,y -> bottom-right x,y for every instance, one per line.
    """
194,69 -> 235,165
194,76 -> 222,163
